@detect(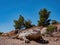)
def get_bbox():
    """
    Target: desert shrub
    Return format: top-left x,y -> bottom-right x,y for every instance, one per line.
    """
46,25 -> 57,34
51,20 -> 58,24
